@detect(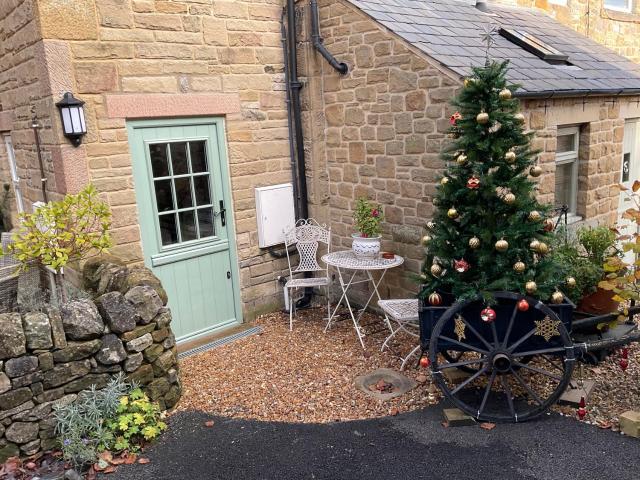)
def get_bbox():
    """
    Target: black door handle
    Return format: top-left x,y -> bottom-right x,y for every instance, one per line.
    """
219,200 -> 226,227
